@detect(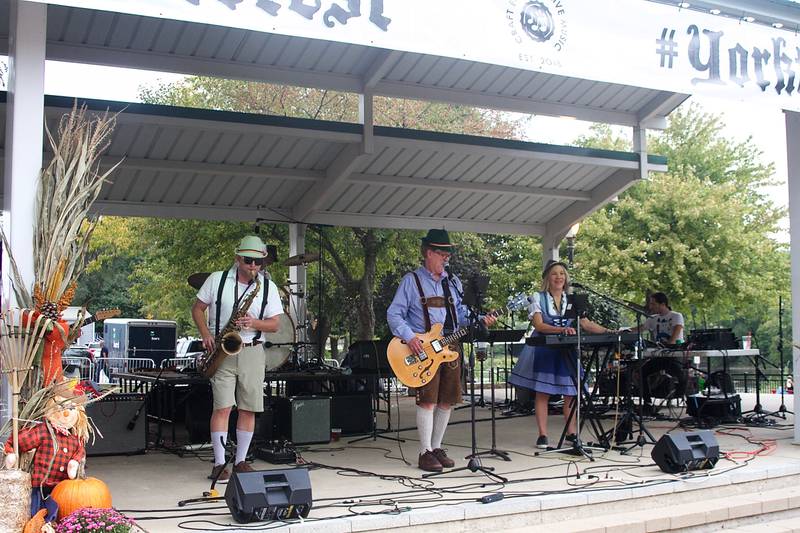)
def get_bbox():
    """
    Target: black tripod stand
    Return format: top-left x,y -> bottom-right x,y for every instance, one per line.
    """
575,282 -> 656,453
424,275 -> 507,482
470,329 -> 523,463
